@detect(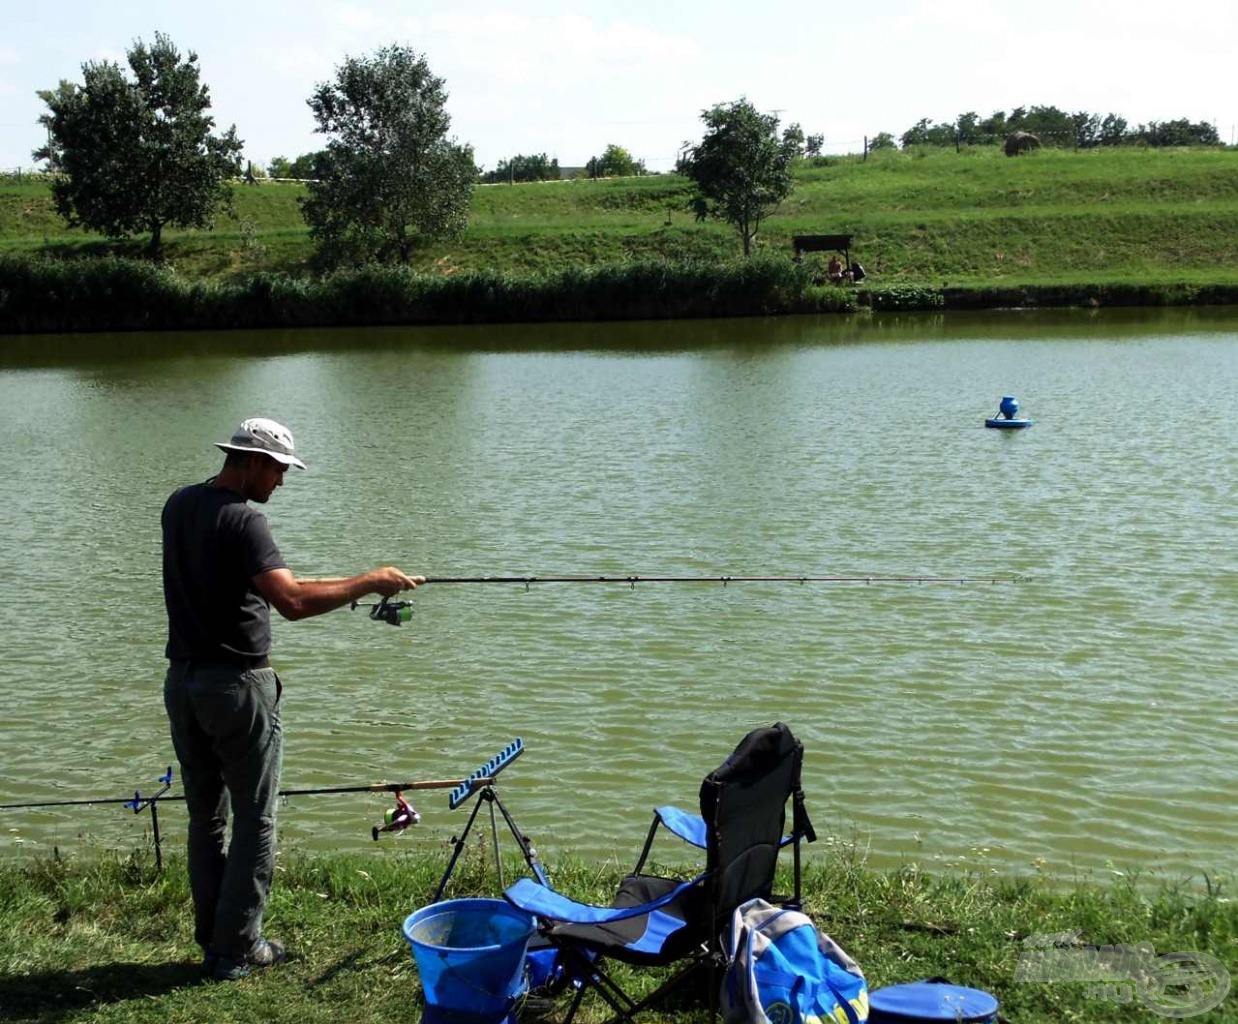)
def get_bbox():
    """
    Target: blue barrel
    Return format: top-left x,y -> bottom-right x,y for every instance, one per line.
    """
404,898 -> 535,1024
